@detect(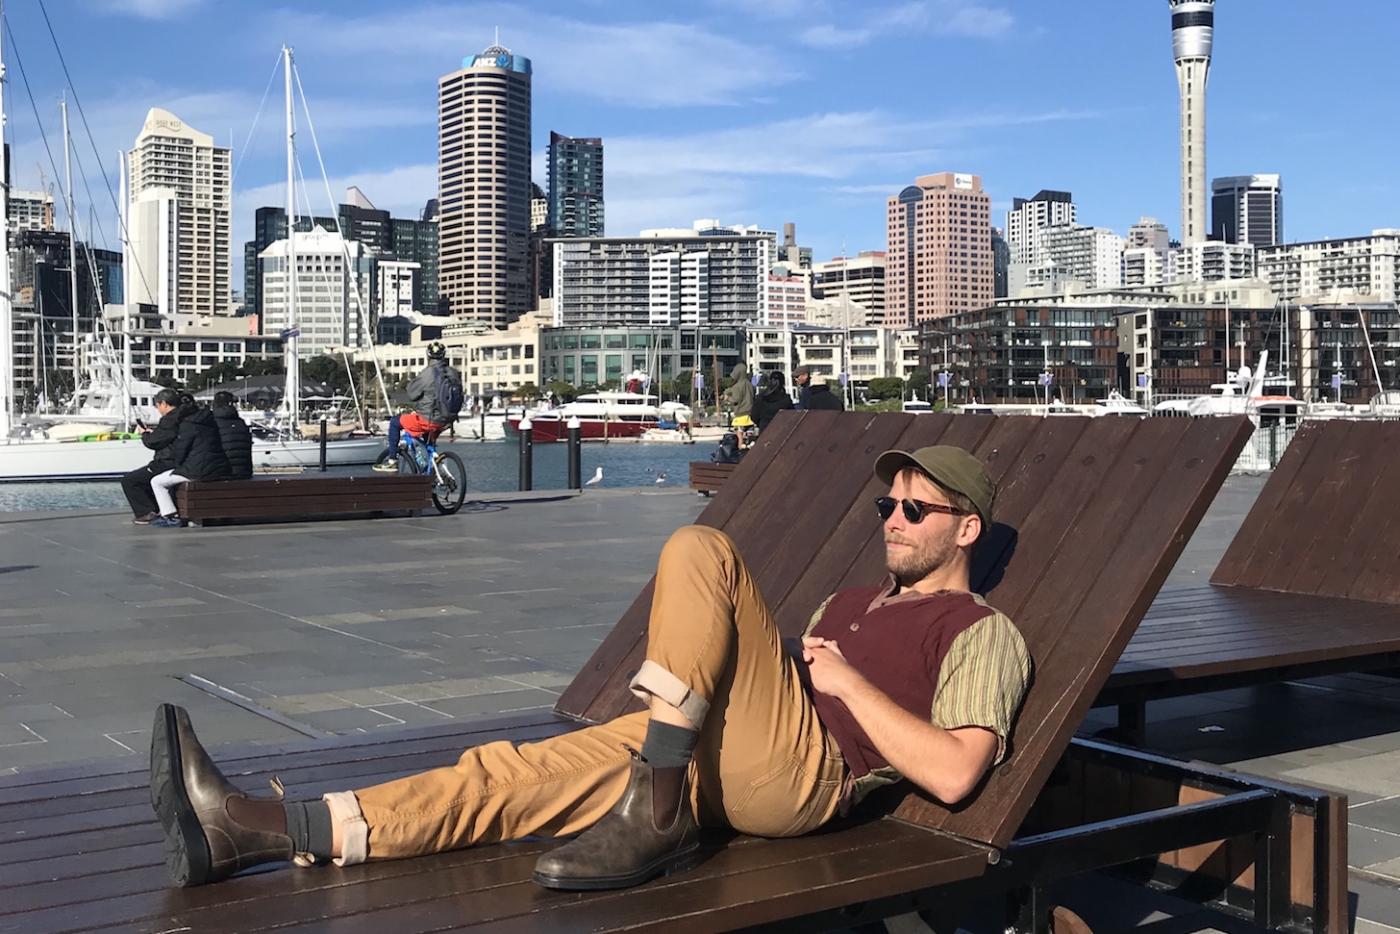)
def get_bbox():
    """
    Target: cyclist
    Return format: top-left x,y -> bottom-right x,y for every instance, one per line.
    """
374,341 -> 464,472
